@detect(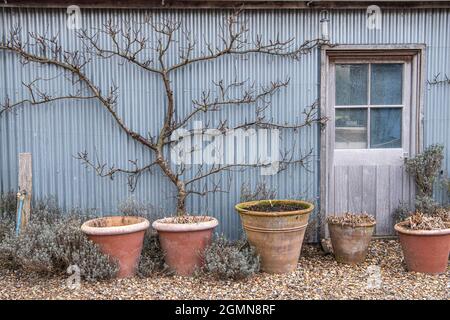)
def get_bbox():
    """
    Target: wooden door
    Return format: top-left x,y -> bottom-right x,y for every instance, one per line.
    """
326,56 -> 416,235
